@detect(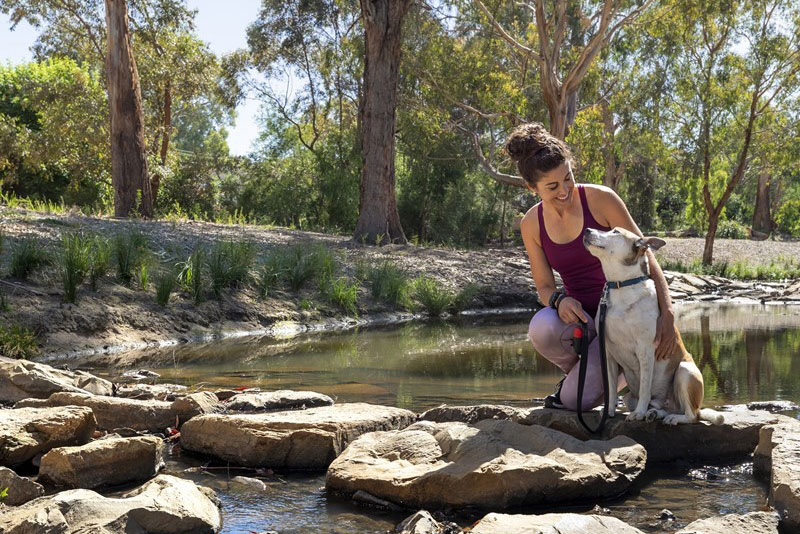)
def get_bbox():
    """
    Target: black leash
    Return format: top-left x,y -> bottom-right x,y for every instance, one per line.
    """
575,275 -> 650,434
